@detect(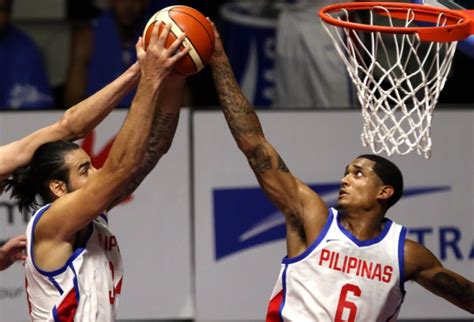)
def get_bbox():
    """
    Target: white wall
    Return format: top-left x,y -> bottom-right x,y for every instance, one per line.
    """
0,109 -> 472,320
